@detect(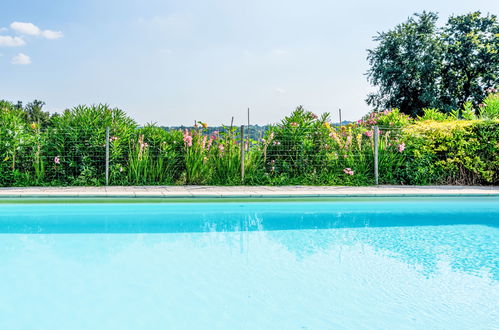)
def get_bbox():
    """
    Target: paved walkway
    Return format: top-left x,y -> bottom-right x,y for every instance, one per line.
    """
0,185 -> 497,198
